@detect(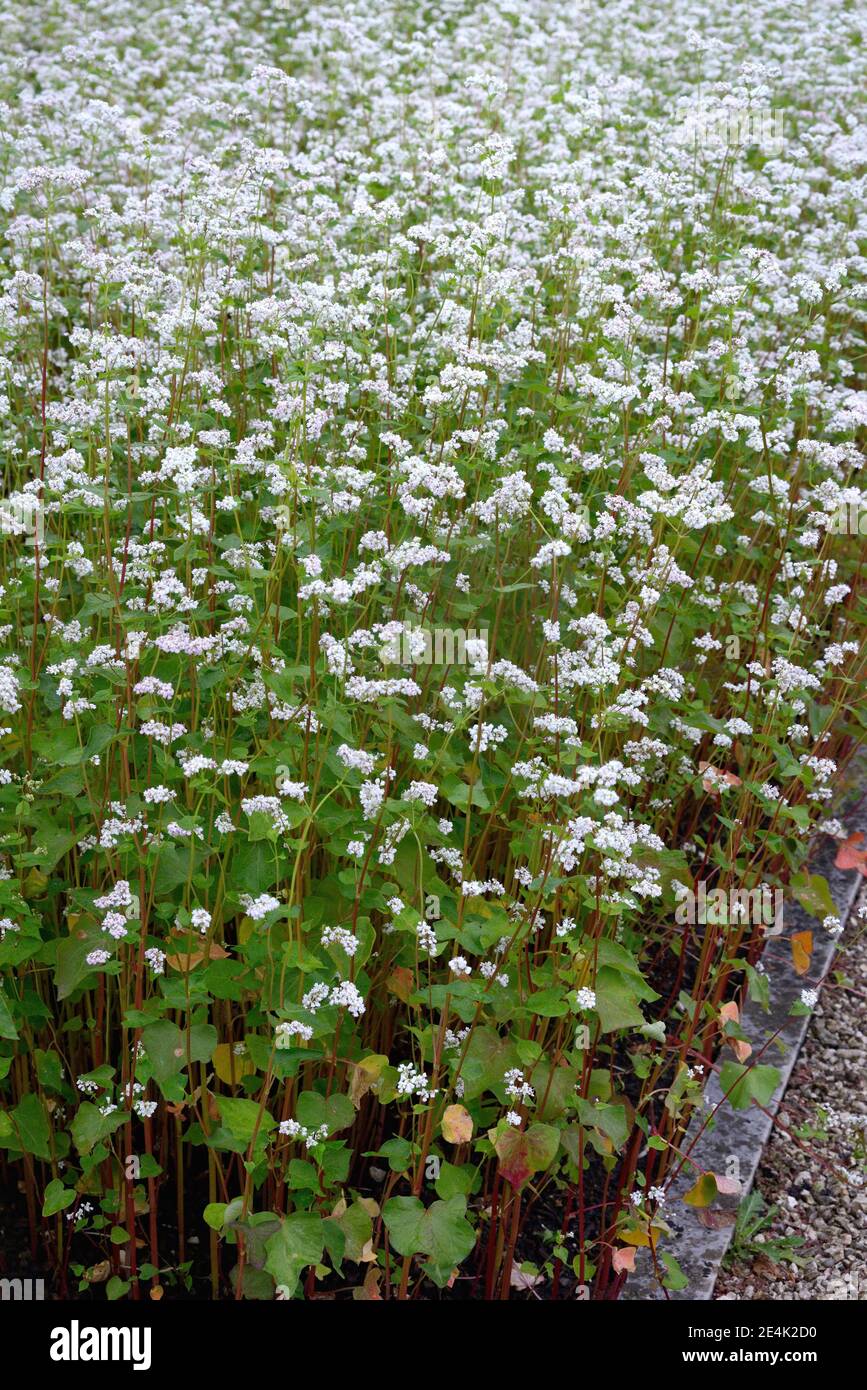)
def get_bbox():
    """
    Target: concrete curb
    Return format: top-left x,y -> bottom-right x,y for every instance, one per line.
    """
623,793 -> 867,1301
